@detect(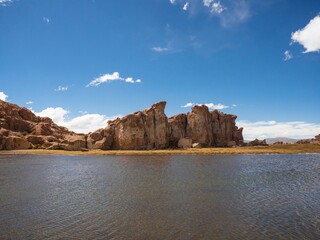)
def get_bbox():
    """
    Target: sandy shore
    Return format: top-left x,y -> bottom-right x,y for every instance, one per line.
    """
0,144 -> 319,156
